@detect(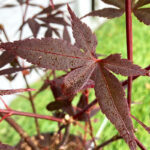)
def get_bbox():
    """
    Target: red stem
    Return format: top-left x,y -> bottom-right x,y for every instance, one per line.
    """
0,109 -> 63,123
125,0 -> 133,110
